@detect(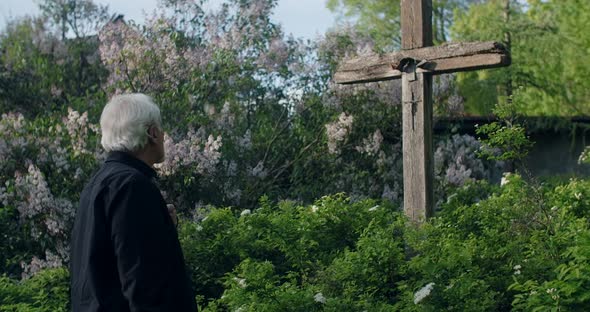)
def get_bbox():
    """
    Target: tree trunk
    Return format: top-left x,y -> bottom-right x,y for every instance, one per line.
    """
503,0 -> 513,102
61,4 -> 67,41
